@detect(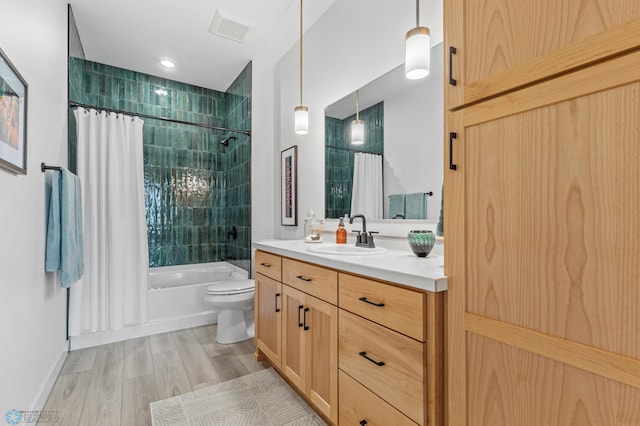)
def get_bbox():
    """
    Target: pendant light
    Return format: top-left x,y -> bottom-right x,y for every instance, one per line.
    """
405,0 -> 430,80
294,0 -> 309,134
351,90 -> 364,145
